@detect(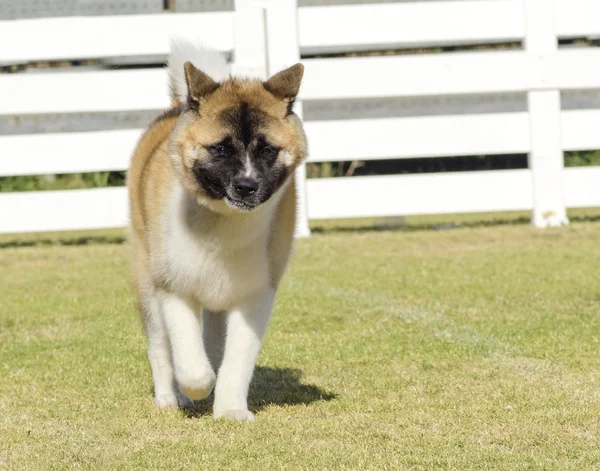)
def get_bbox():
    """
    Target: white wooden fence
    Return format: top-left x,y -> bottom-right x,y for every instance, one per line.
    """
1,0 -> 600,235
